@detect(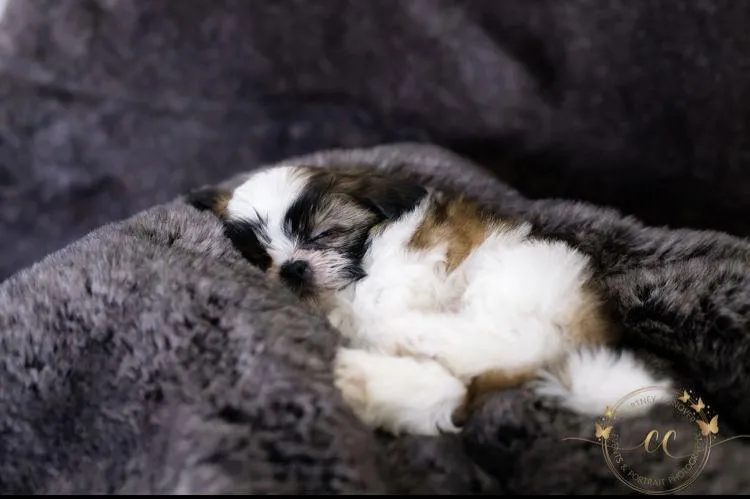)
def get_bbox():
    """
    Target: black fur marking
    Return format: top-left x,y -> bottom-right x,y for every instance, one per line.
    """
328,232 -> 370,288
224,219 -> 272,272
342,262 -> 368,284
357,181 -> 428,221
185,186 -> 227,213
283,180 -> 328,240
302,169 -> 428,224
